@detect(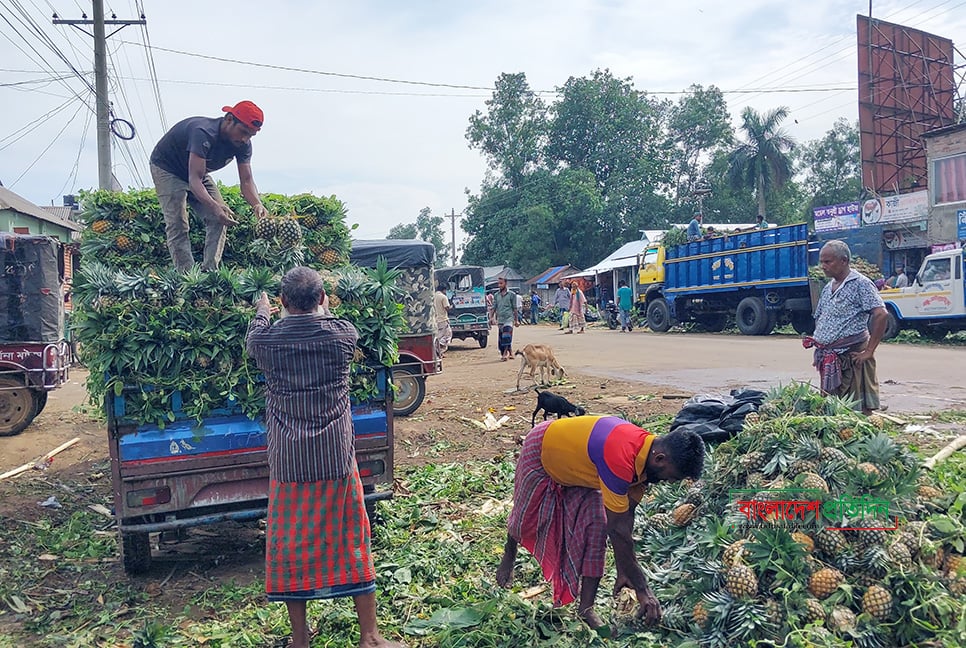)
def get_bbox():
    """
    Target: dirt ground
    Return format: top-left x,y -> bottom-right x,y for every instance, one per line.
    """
1,321 -> 963,609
